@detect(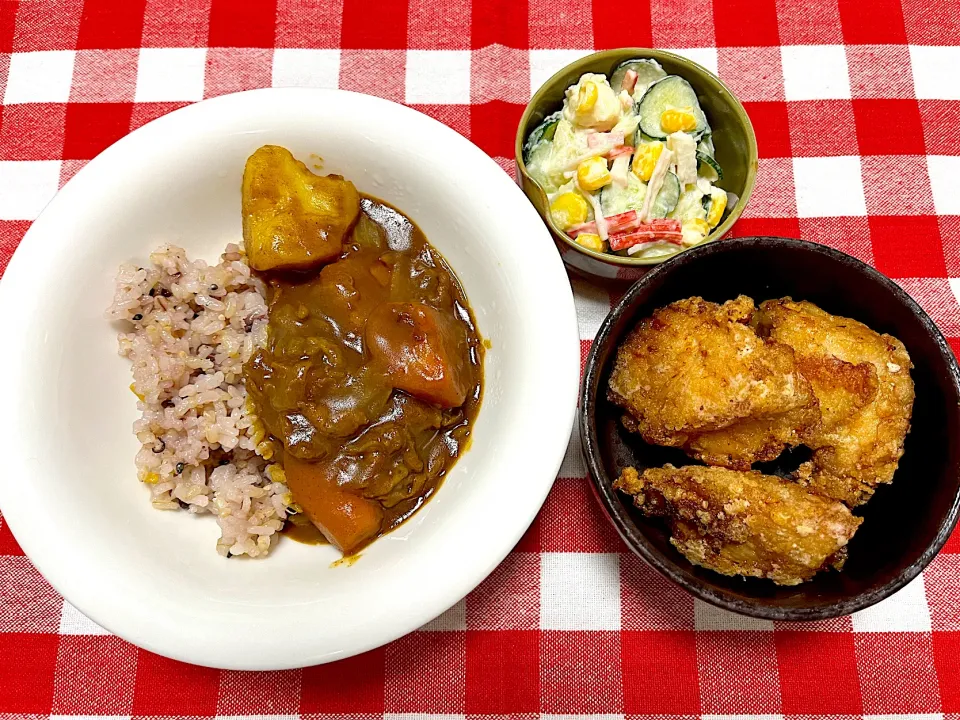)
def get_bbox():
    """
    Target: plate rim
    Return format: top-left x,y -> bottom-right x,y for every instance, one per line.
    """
0,87 -> 582,668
